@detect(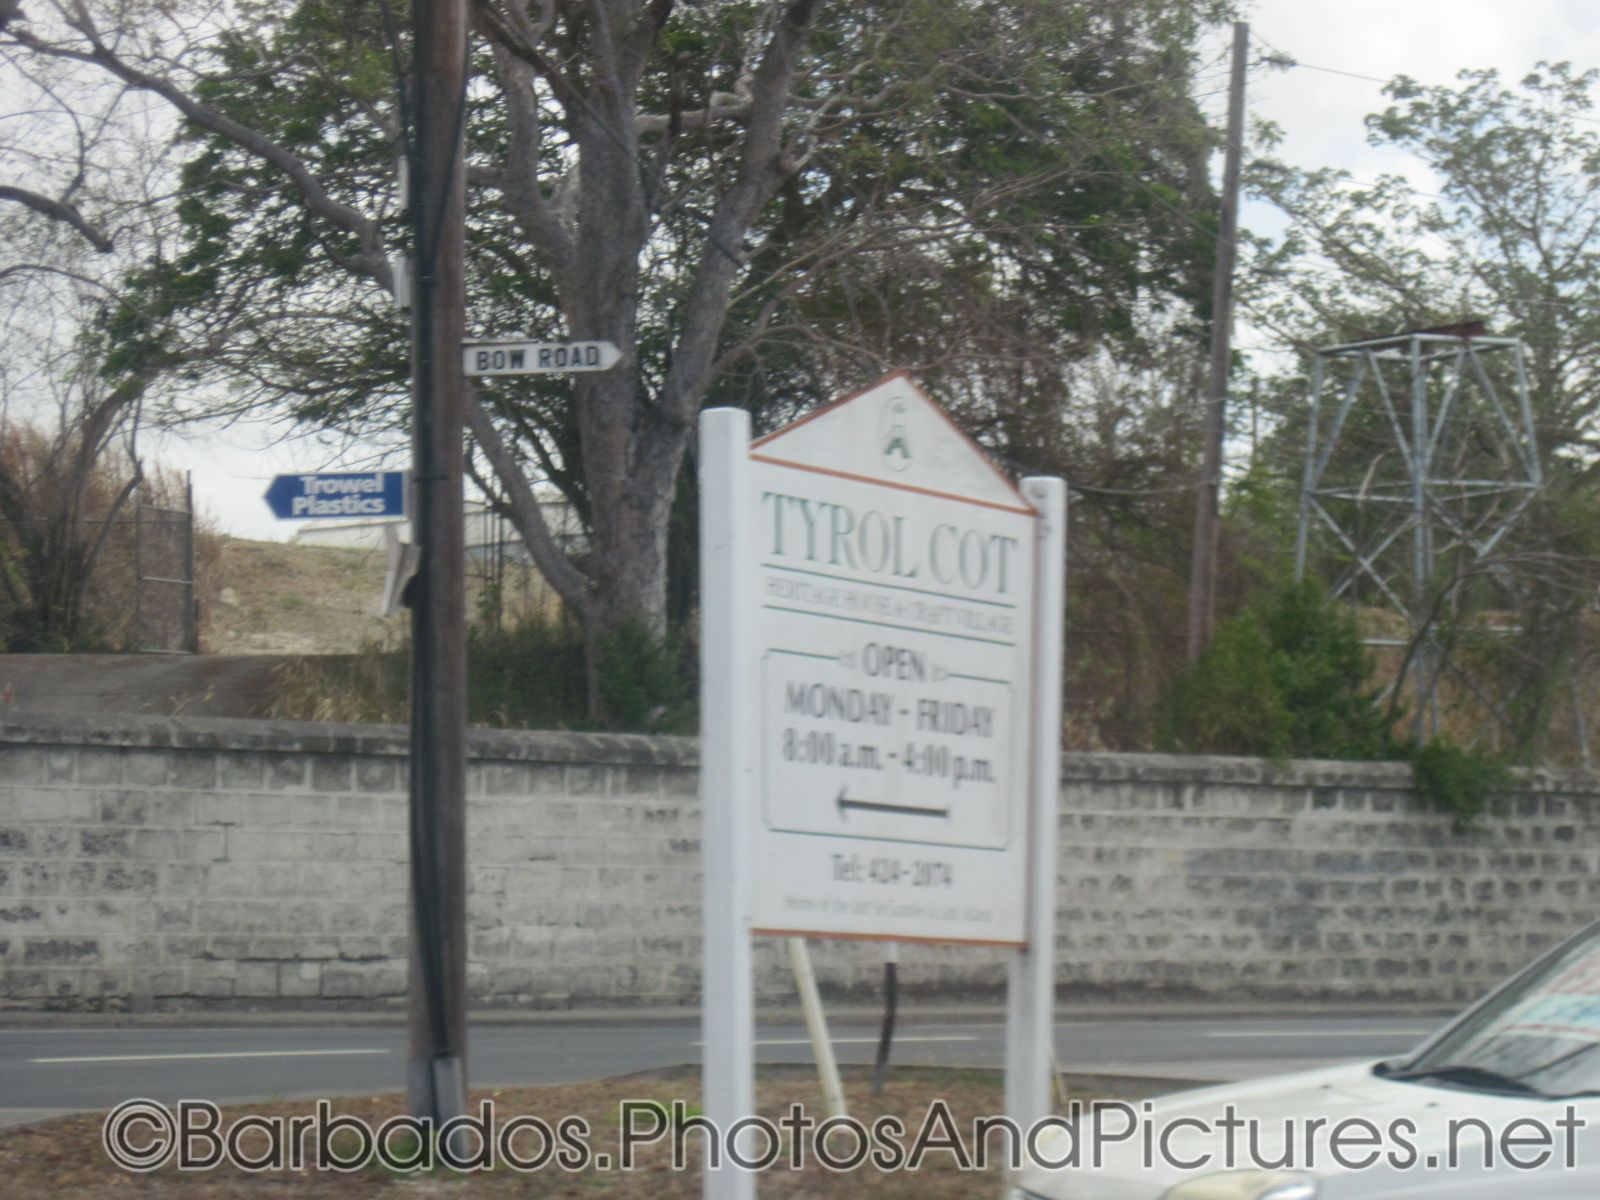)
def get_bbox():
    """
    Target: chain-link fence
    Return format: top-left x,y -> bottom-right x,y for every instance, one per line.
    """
133,476 -> 198,654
